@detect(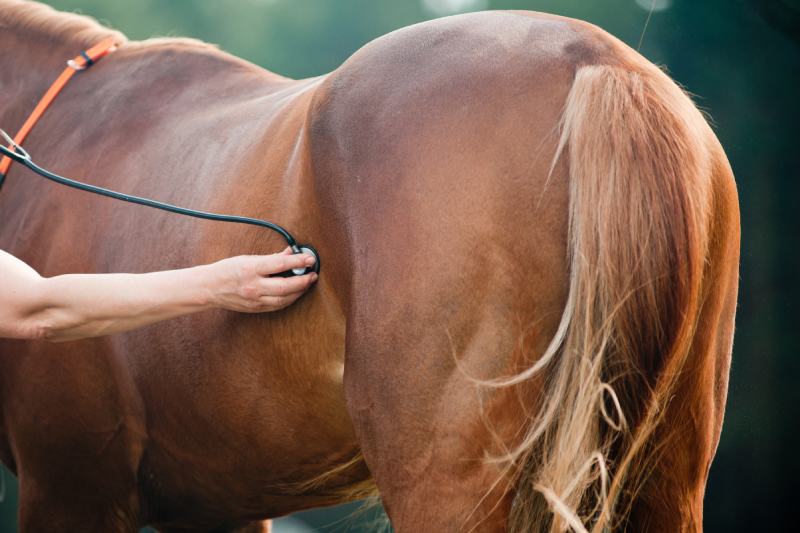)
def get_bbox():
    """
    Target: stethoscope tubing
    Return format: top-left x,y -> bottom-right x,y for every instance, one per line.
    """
0,142 -> 299,248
